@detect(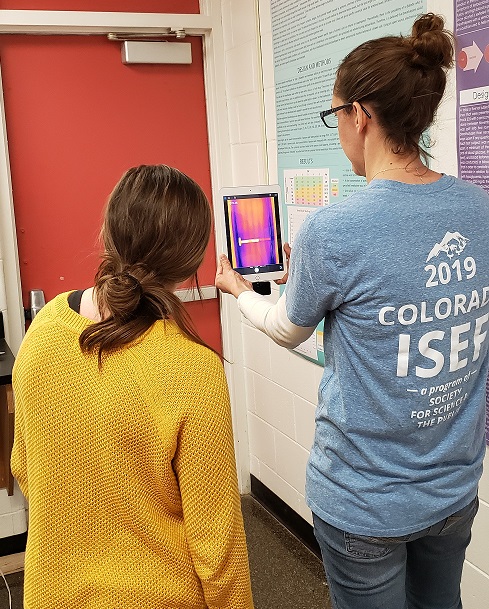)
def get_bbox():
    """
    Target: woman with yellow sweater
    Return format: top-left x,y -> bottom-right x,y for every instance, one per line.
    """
11,165 -> 254,609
